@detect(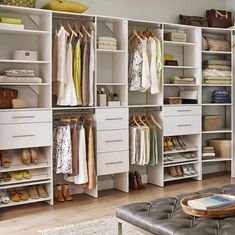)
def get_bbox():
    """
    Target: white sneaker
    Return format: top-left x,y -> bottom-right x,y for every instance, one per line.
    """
0,189 -> 10,204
